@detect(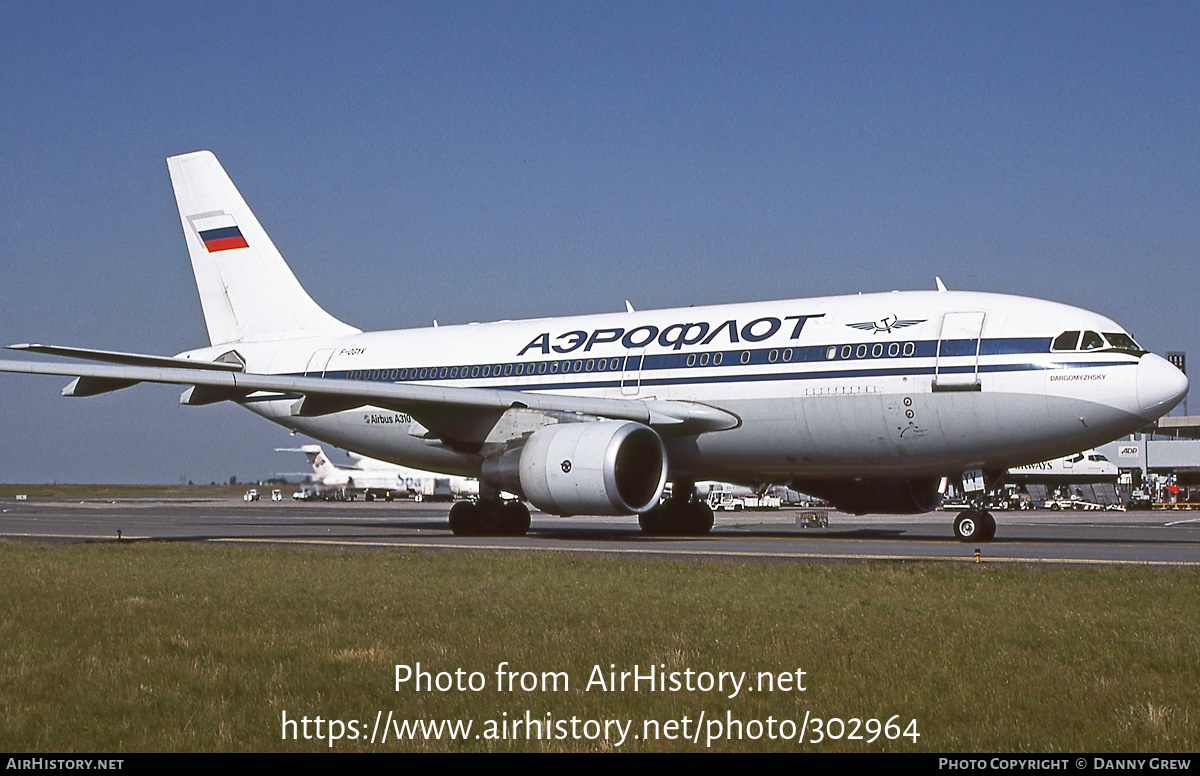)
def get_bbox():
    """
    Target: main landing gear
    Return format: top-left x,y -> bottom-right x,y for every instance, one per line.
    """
953,507 -> 997,542
638,493 -> 715,536
448,499 -> 531,537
